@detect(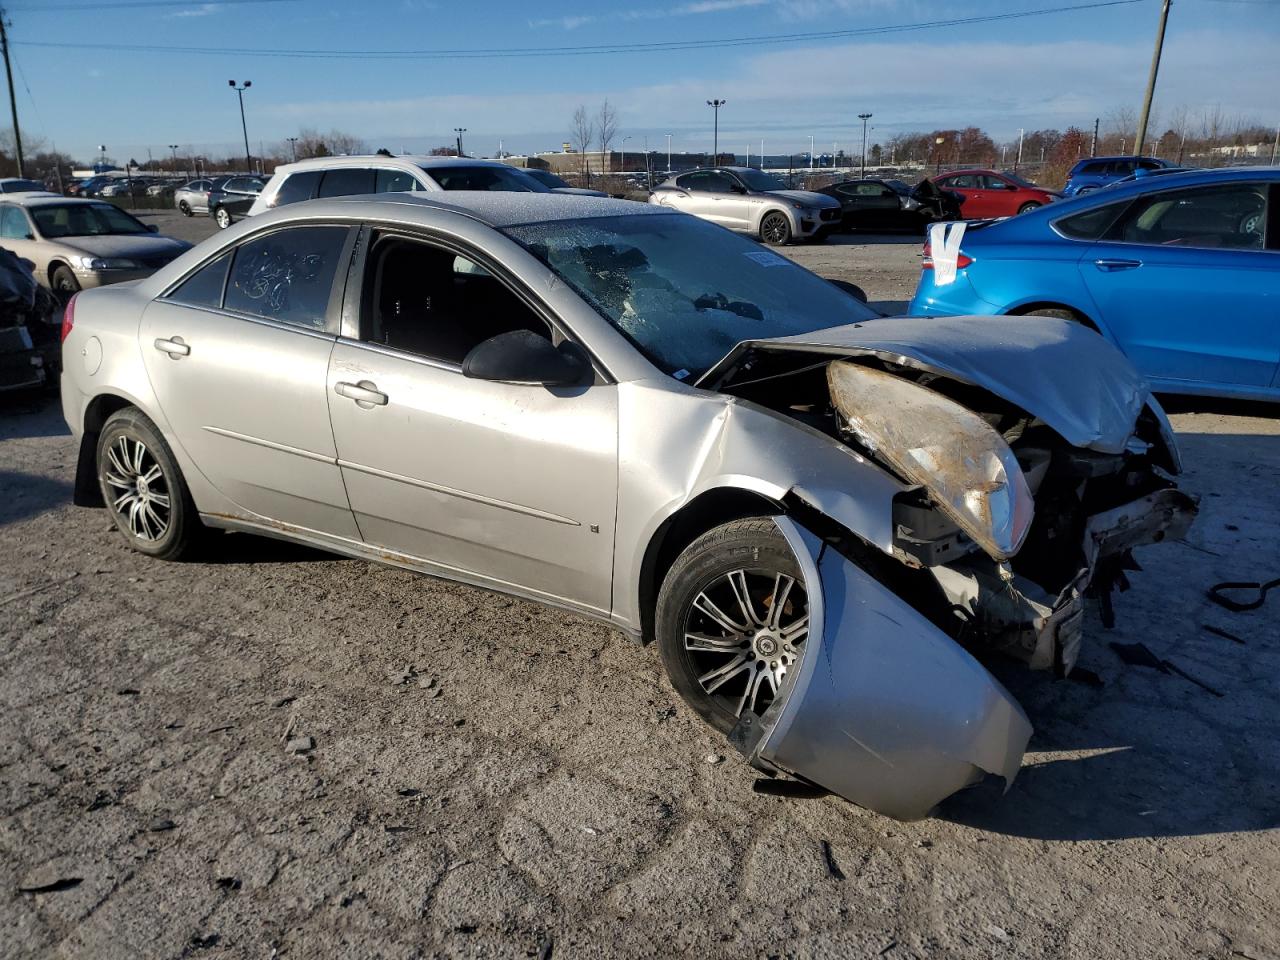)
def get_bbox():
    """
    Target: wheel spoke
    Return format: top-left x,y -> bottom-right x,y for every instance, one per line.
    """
127,499 -> 147,538
726,570 -> 761,627
768,574 -> 795,630
142,465 -> 163,485
781,613 -> 809,643
737,664 -> 769,716
104,471 -> 132,491
142,502 -> 167,538
699,654 -> 751,694
113,489 -> 137,512
684,631 -> 745,654
130,440 -> 146,475
106,443 -> 130,479
692,591 -> 748,634
148,492 -> 170,510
